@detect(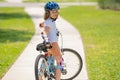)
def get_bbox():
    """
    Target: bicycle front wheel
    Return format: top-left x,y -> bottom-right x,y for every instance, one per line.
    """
61,48 -> 83,80
35,54 -> 47,80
